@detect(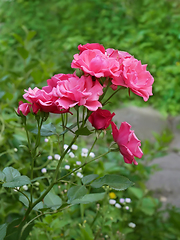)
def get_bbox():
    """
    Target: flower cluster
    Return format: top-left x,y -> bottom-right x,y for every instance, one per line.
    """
17,43 -> 154,165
